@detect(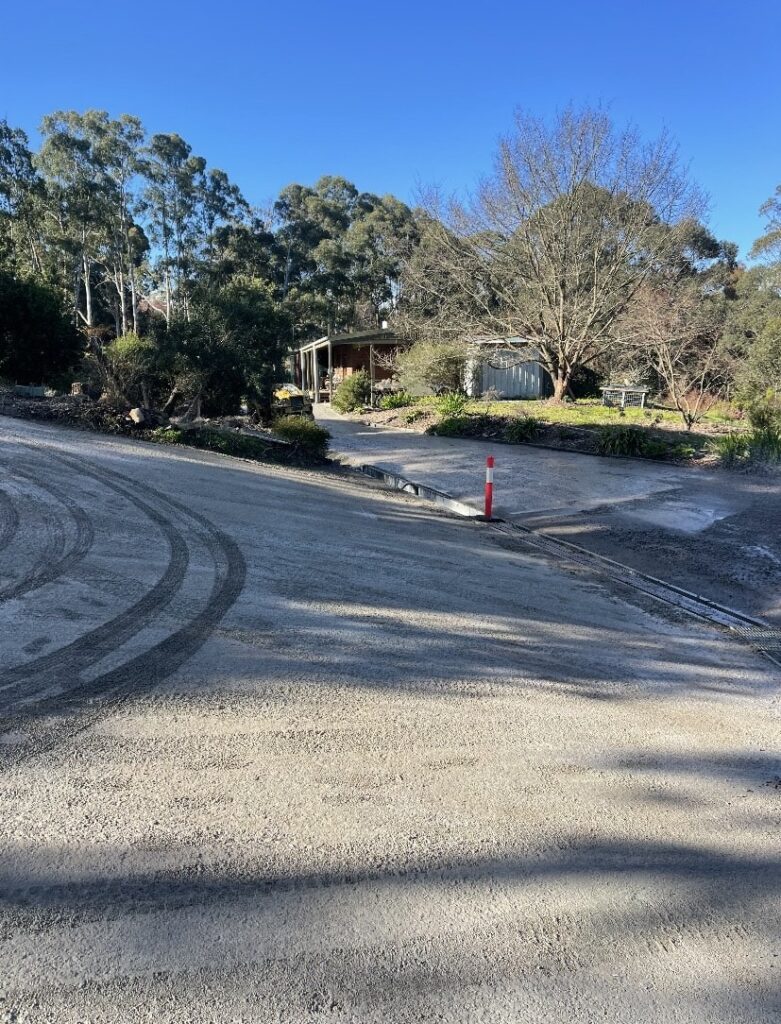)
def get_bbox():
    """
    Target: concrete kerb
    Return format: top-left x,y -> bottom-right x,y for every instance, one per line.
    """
346,461 -> 480,518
